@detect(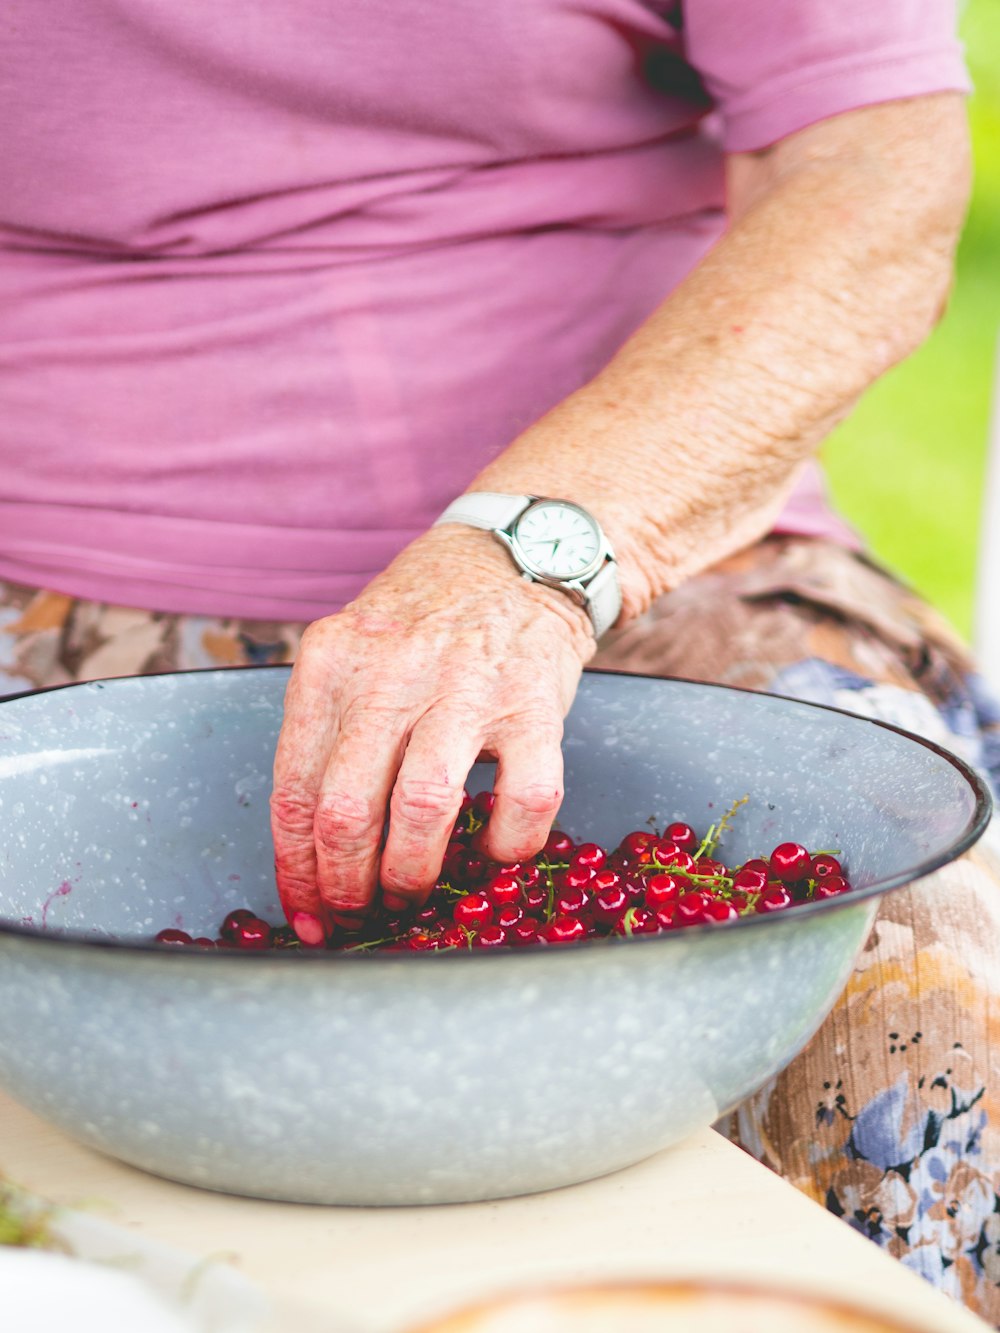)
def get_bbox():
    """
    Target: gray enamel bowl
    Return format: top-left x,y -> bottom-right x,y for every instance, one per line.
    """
0,668 -> 990,1205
